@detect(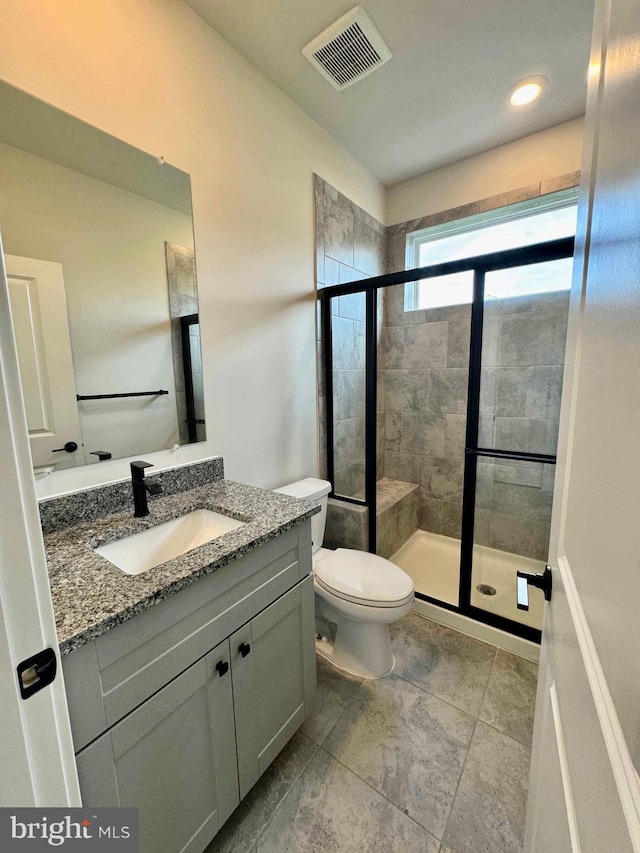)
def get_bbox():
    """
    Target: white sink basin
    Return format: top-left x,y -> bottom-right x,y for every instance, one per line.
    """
95,509 -> 245,575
